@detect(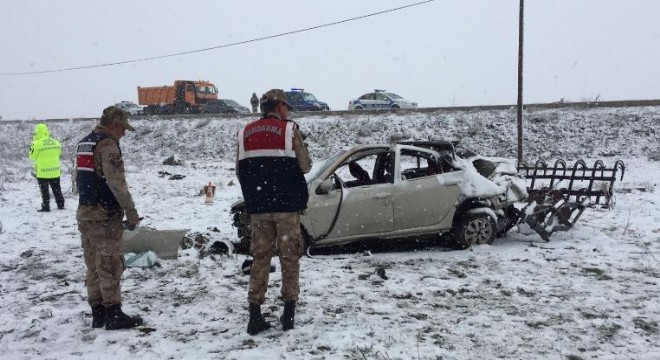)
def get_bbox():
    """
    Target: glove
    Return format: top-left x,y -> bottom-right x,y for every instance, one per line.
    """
122,217 -> 143,231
